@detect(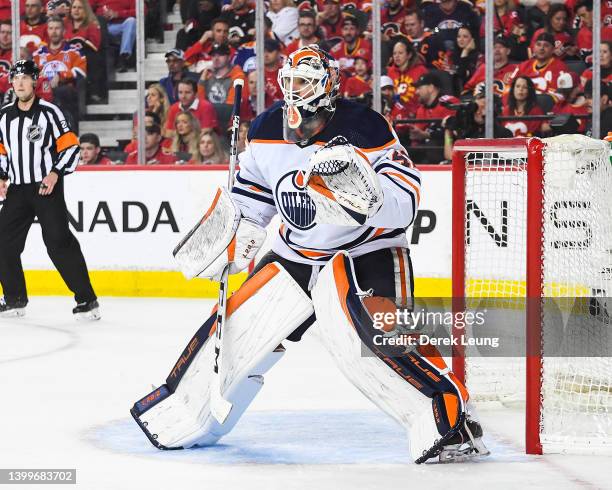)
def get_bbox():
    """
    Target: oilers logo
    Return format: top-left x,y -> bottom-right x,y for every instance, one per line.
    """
40,60 -> 69,79
275,170 -> 317,230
